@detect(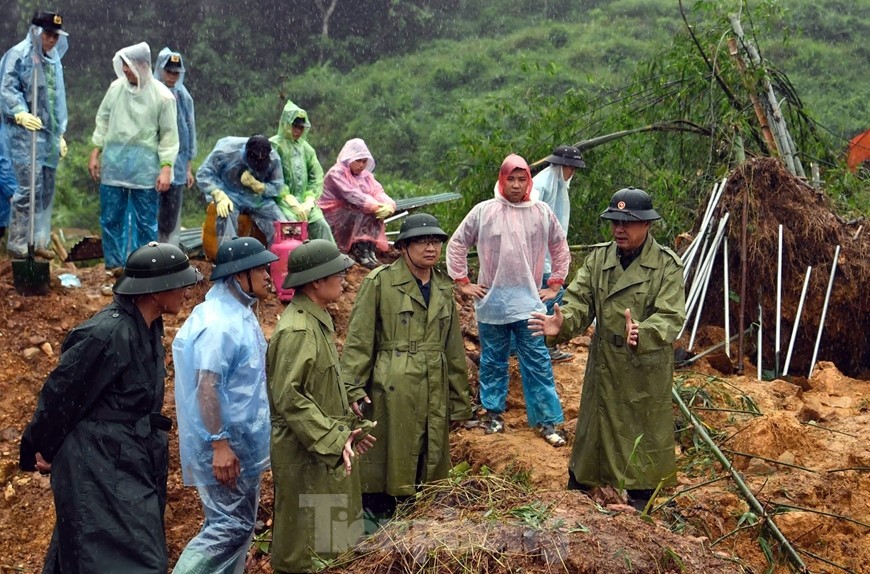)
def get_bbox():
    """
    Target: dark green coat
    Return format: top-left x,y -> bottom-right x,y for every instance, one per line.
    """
342,259 -> 471,496
555,237 -> 686,490
20,296 -> 170,573
266,293 -> 369,573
